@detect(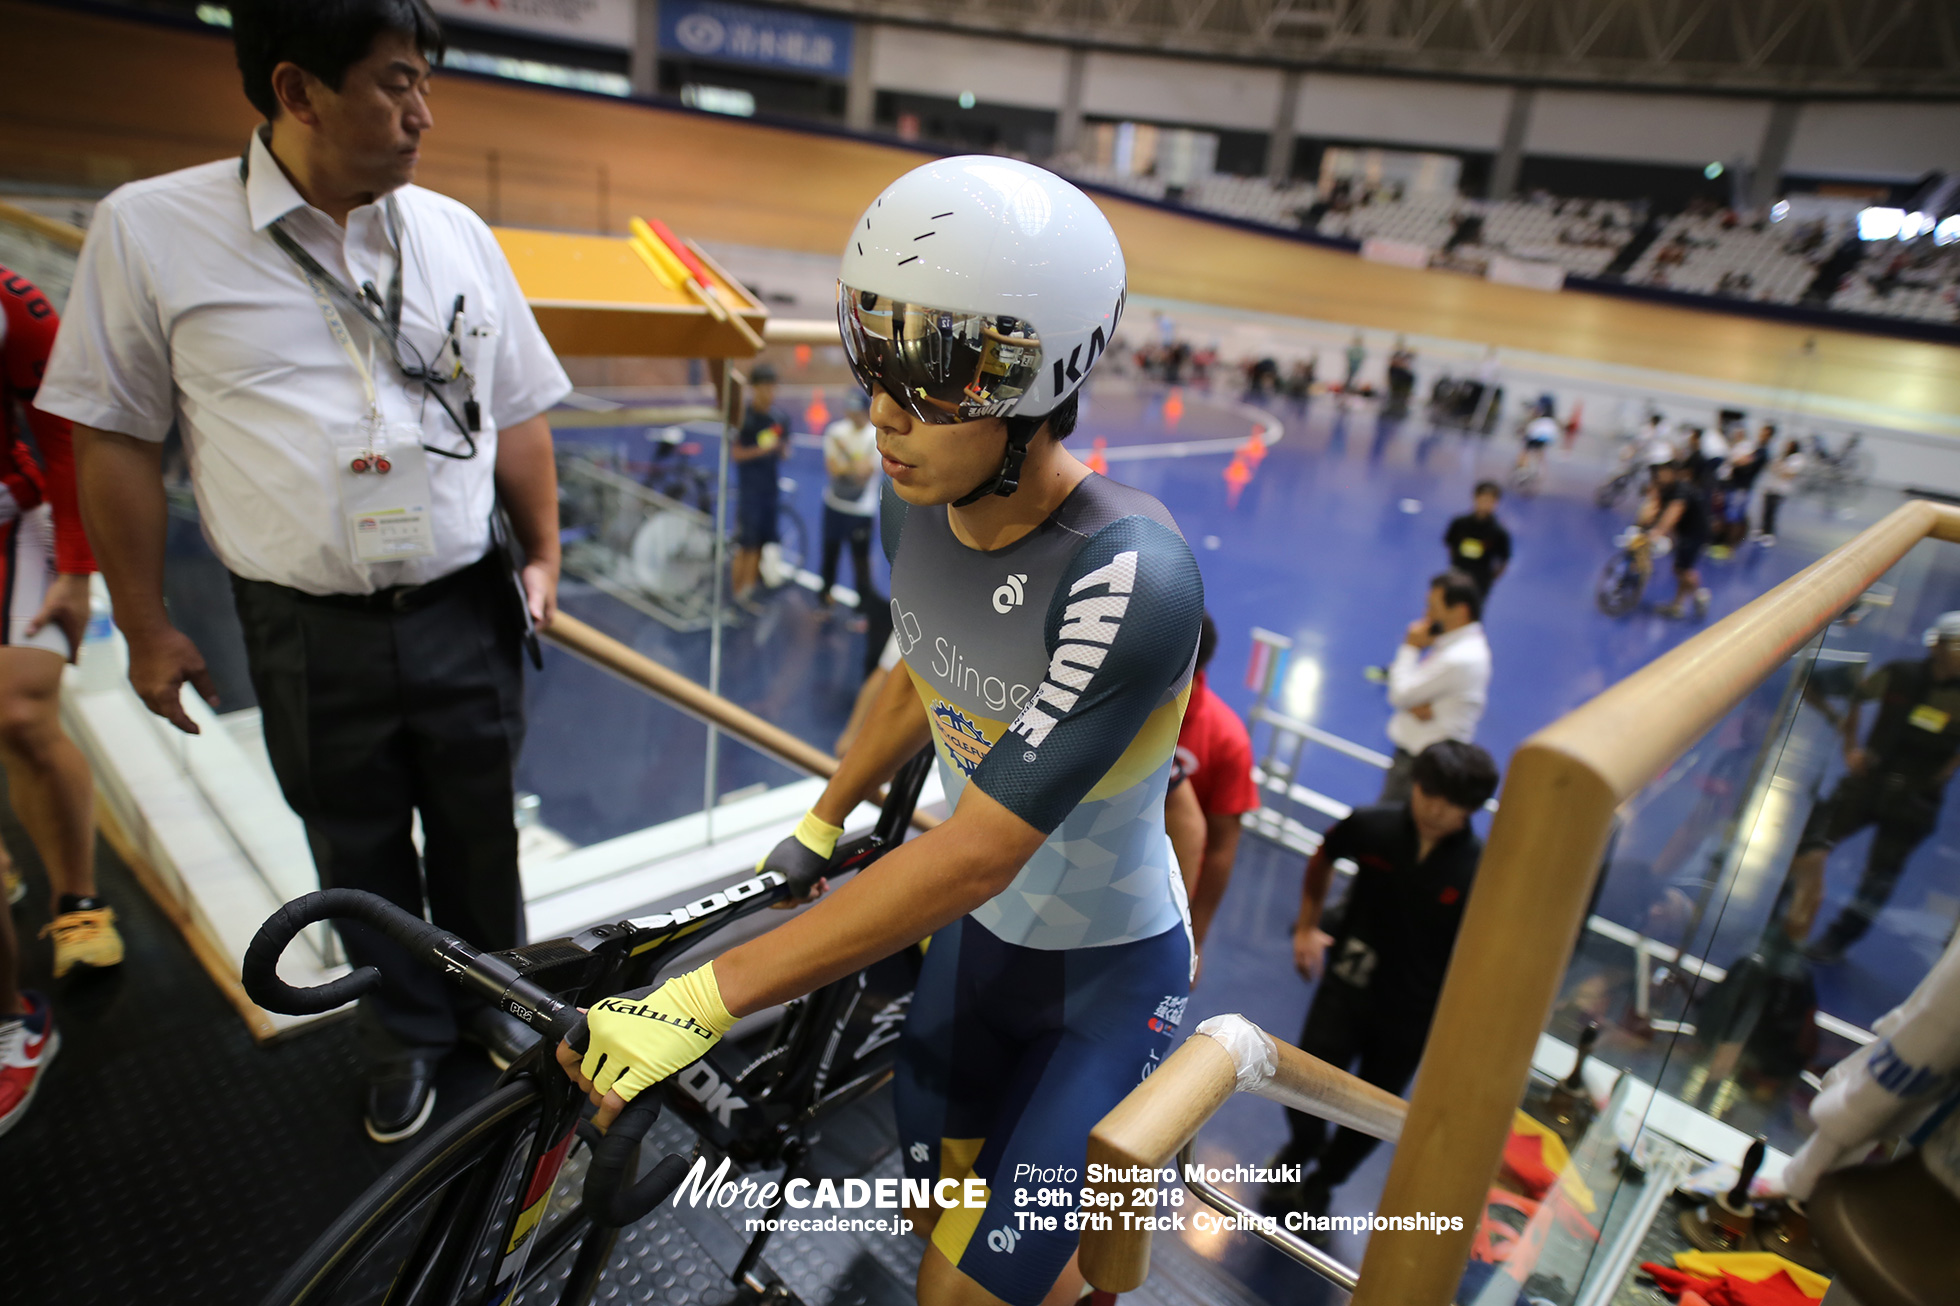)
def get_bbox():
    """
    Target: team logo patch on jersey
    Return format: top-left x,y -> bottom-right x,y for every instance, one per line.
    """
932,702 -> 994,776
